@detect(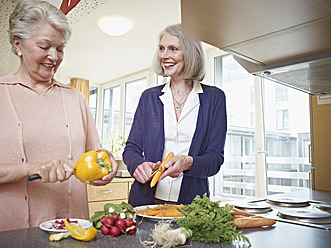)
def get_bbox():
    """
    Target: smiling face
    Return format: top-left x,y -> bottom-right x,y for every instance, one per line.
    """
14,22 -> 65,85
157,32 -> 185,80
